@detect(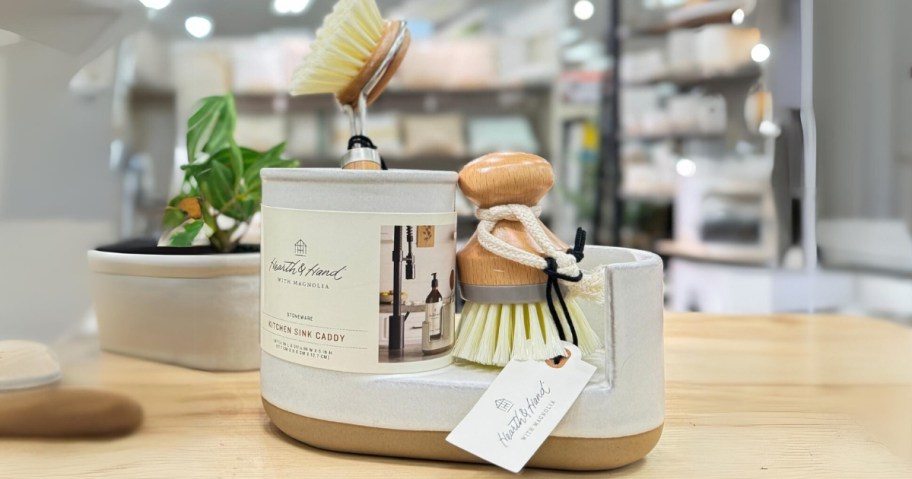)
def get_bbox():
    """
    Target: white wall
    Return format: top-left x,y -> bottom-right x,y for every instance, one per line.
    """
891,1 -> 912,227
815,0 -> 912,226
0,41 -> 117,341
